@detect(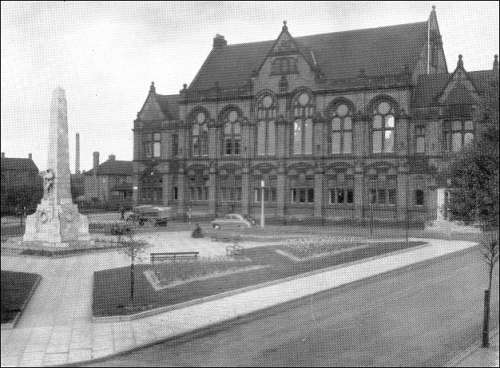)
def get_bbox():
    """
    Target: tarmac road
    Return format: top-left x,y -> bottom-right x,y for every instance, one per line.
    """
85,247 -> 499,367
